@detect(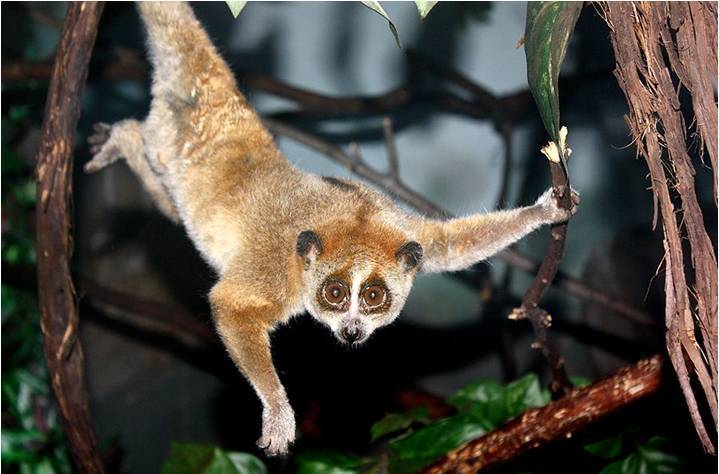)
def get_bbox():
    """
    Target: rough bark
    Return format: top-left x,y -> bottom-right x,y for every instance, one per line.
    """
601,1 -> 717,454
423,355 -> 664,473
34,2 -> 106,472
